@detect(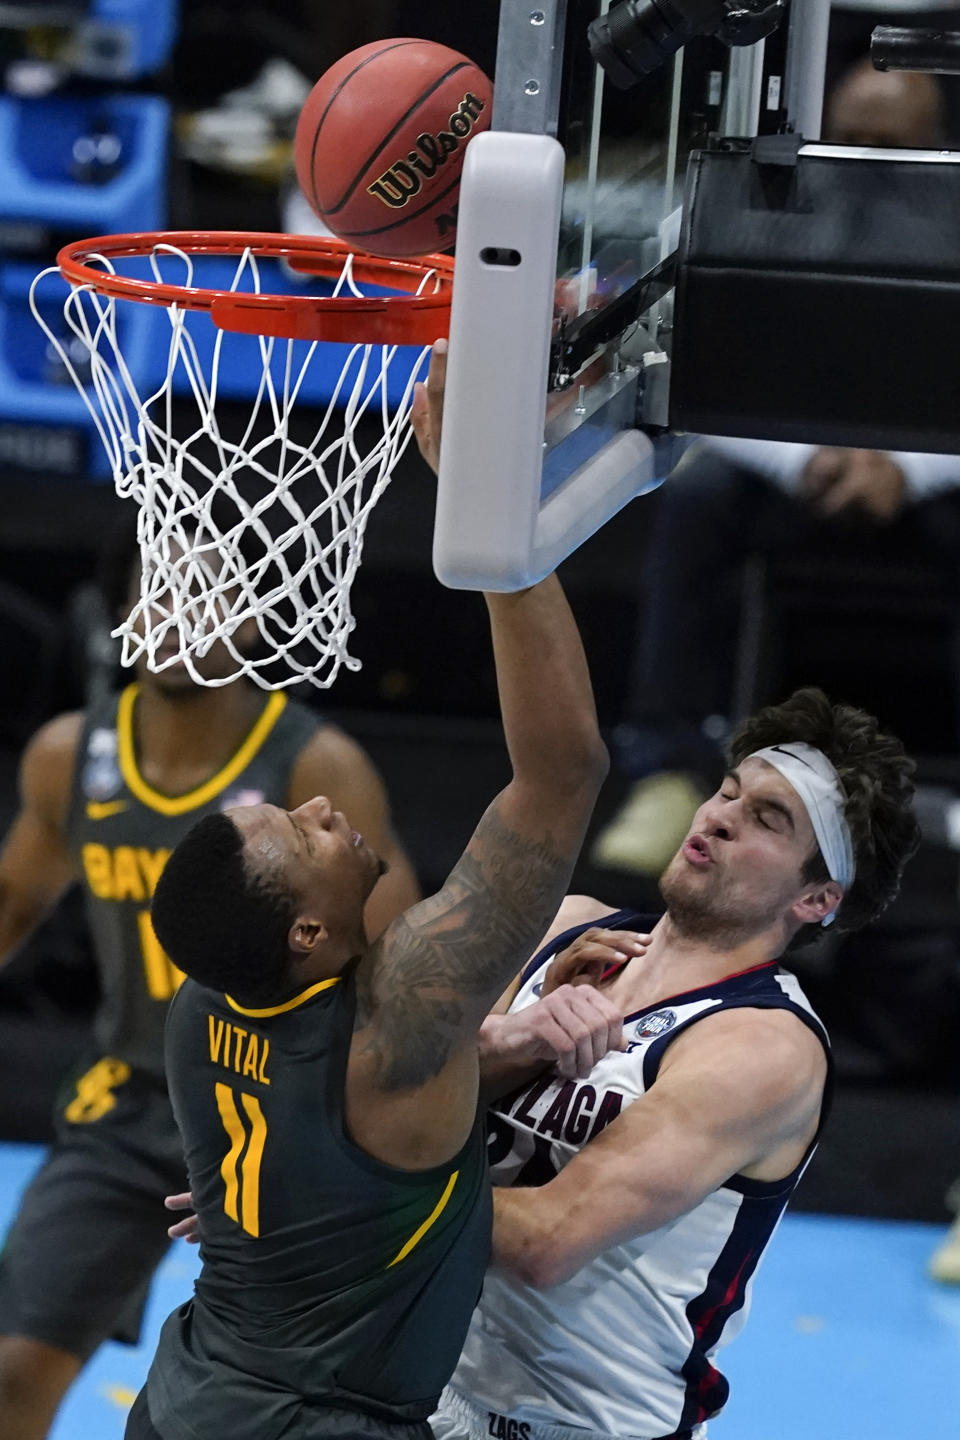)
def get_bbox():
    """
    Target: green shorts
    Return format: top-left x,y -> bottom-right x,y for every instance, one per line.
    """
0,1054 -> 187,1362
